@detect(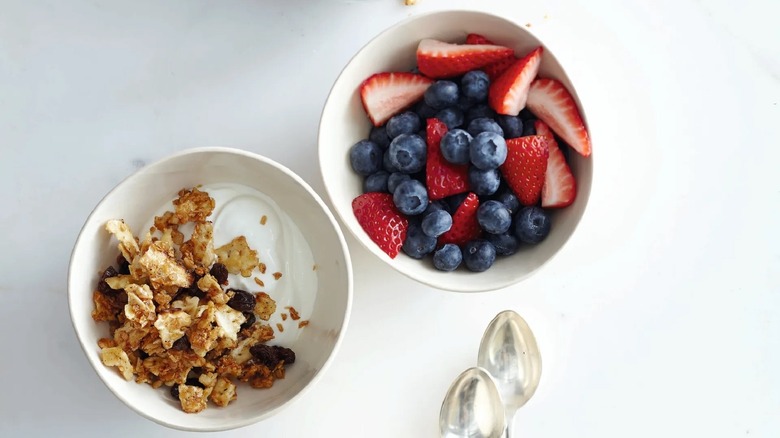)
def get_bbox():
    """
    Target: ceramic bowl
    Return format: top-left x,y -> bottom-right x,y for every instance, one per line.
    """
68,147 -> 352,431
318,10 -> 593,292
